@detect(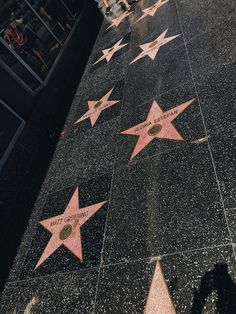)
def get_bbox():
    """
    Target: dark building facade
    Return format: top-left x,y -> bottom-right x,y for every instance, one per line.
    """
0,0 -> 103,294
